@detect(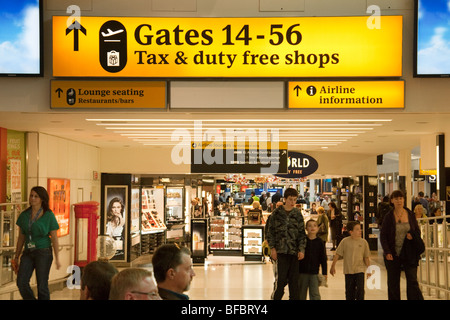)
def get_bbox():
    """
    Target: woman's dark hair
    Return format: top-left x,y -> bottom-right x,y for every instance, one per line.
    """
328,201 -> 337,209
152,244 -> 191,283
107,197 -> 124,220
390,190 -> 405,200
30,186 -> 50,212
